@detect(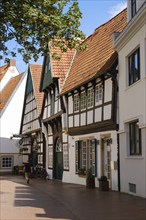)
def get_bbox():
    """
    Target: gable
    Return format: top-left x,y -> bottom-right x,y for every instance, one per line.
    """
40,55 -> 52,91
25,69 -> 33,96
